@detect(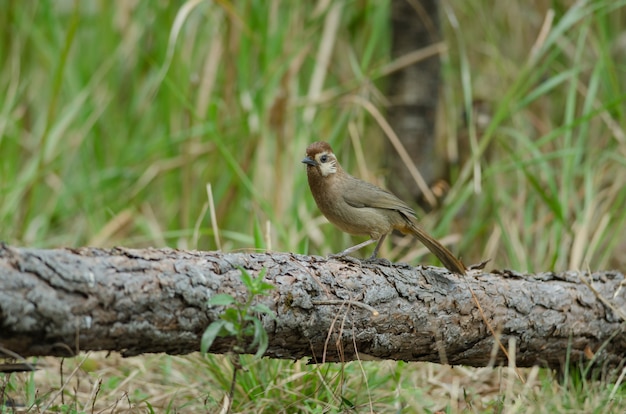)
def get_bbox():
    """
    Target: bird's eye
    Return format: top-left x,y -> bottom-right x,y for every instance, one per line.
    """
320,154 -> 328,163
